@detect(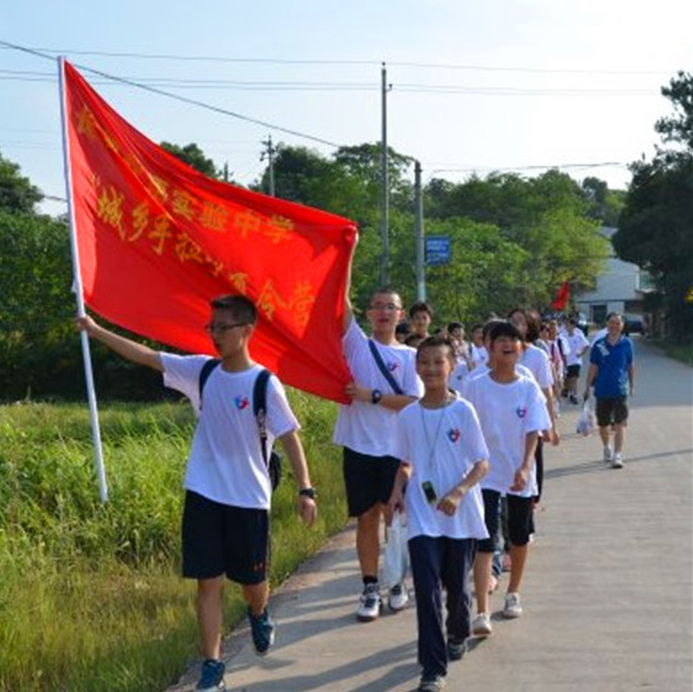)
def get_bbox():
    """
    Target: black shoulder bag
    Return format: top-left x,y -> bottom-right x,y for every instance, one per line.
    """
368,339 -> 404,395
